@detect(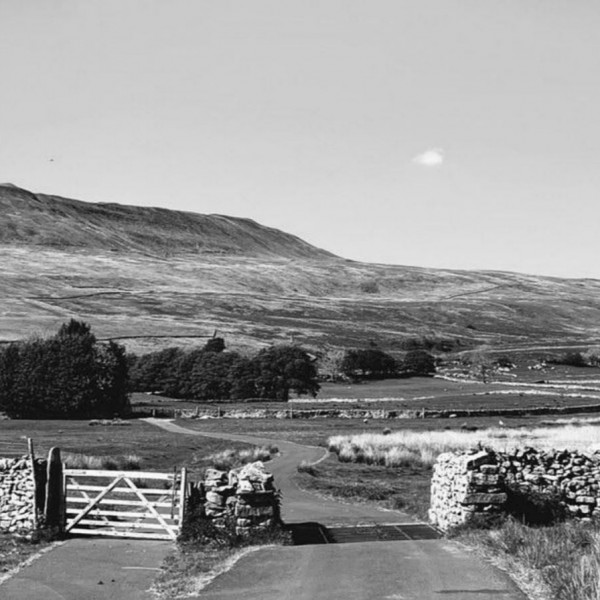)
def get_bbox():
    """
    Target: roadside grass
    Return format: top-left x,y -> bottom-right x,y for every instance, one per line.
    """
328,423 -> 600,467
296,453 -> 431,521
0,534 -> 52,580
206,445 -> 279,471
154,522 -> 291,599
455,518 -> 600,600
153,544 -> 243,599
